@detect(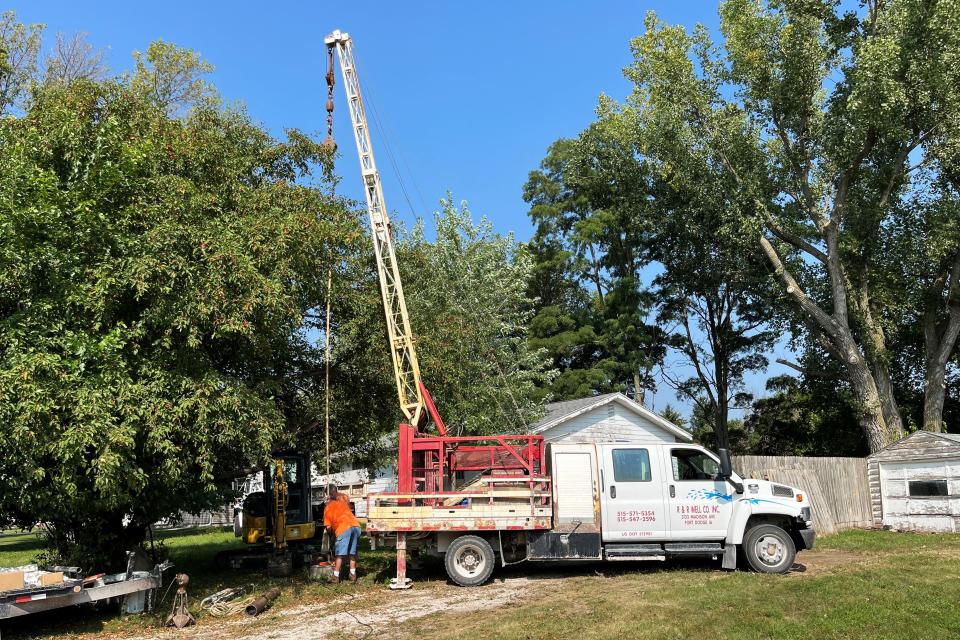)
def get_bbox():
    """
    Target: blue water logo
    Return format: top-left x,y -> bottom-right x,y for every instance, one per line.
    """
686,489 -> 733,502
